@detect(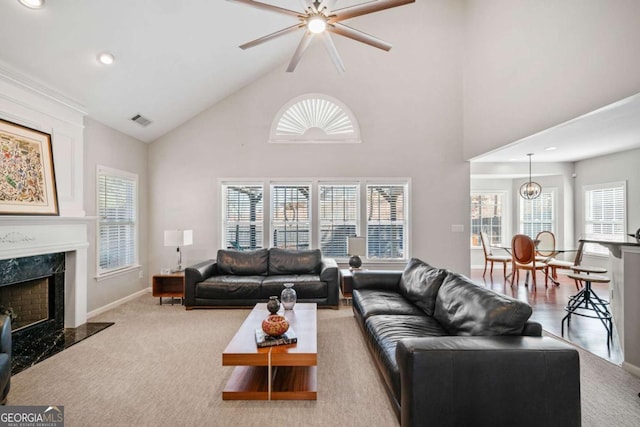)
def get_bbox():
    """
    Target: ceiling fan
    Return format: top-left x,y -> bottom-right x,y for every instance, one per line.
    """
228,0 -> 415,72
